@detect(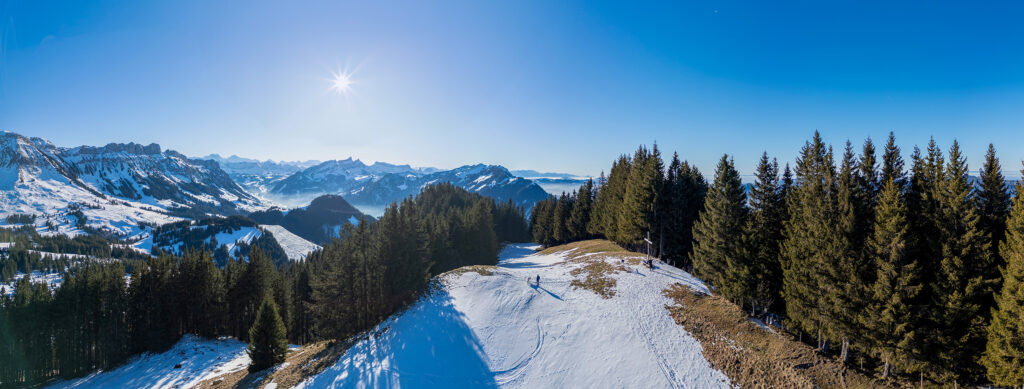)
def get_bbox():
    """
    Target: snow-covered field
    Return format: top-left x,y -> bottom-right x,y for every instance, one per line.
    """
48,335 -> 250,389
294,244 -> 730,388
262,224 -> 321,261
